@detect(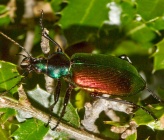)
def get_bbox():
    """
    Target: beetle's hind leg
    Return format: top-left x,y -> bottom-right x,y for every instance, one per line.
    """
119,55 -> 163,103
91,93 -> 158,121
119,55 -> 163,104
51,84 -> 73,130
146,87 -> 164,103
